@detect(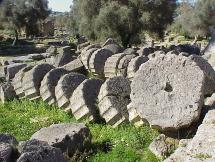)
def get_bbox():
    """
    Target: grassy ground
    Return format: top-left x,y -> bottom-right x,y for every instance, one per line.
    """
0,99 -> 160,162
